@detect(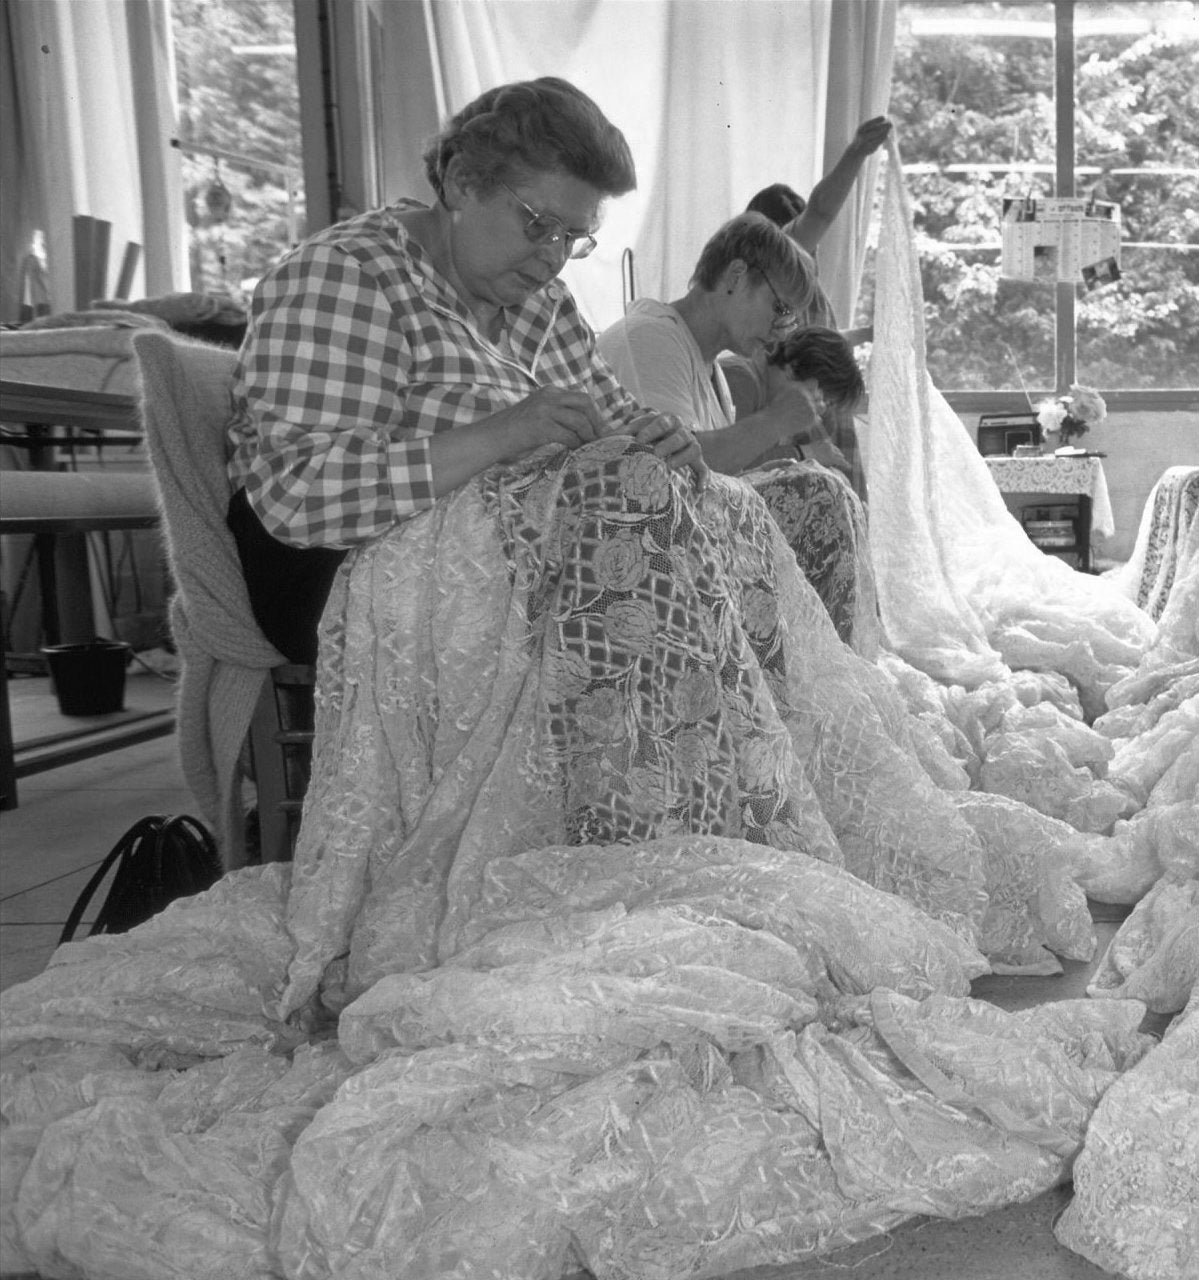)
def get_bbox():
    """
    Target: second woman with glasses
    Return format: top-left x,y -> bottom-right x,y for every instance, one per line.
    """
598,214 -> 878,654
597,212 -> 823,476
